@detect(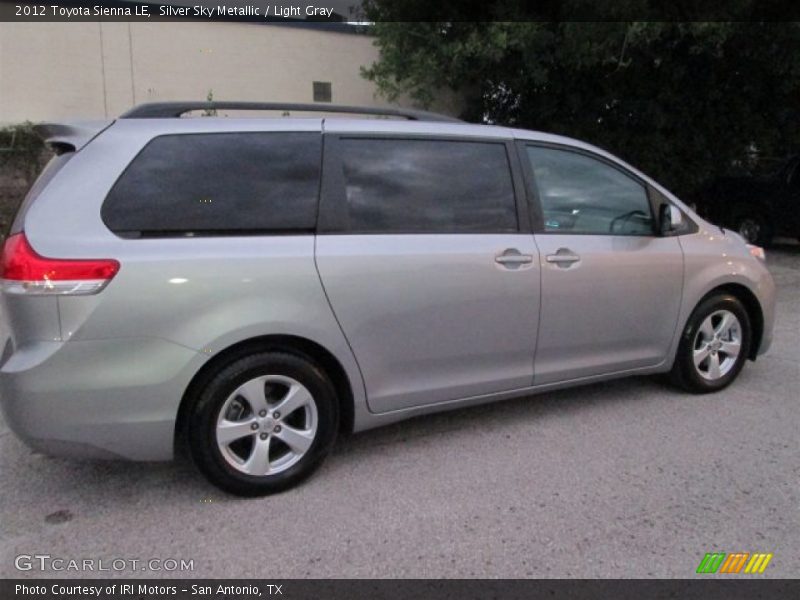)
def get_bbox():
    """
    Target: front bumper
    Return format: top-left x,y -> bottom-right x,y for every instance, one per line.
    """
0,337 -> 206,460
755,262 -> 777,357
